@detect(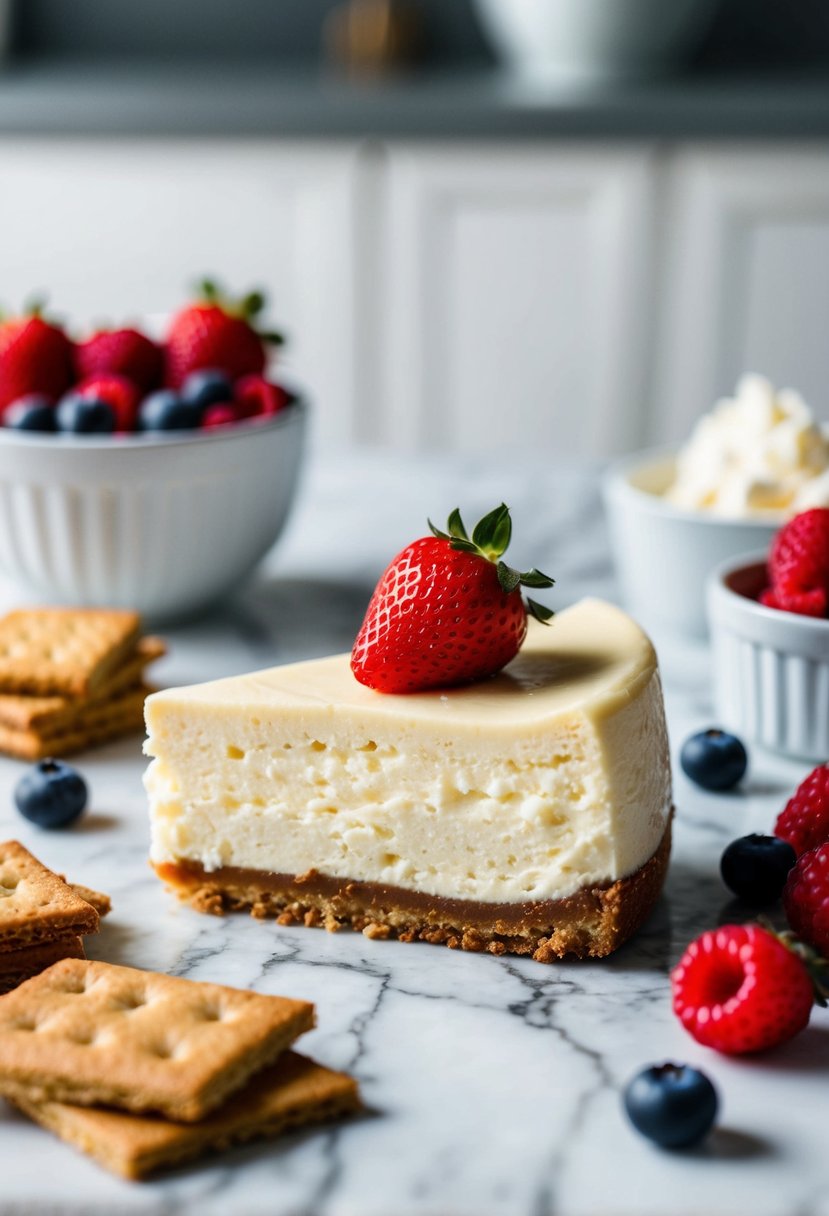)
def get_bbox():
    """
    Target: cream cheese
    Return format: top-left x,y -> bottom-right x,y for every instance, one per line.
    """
667,374 -> 829,518
144,599 -> 672,904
